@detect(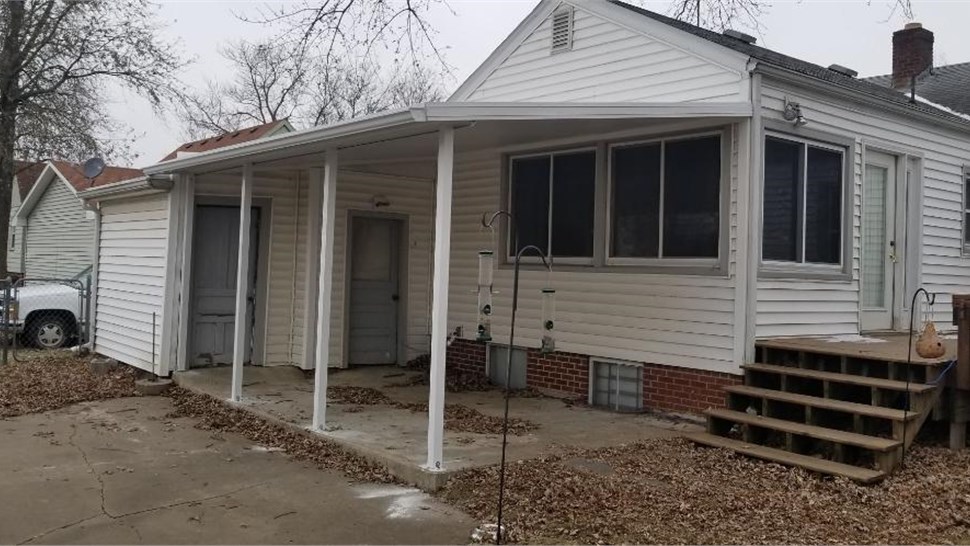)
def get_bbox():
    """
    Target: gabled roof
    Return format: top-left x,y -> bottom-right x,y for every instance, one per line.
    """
606,0 -> 969,126
17,160 -> 144,219
161,119 -> 294,161
13,161 -> 47,198
864,62 -> 970,116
